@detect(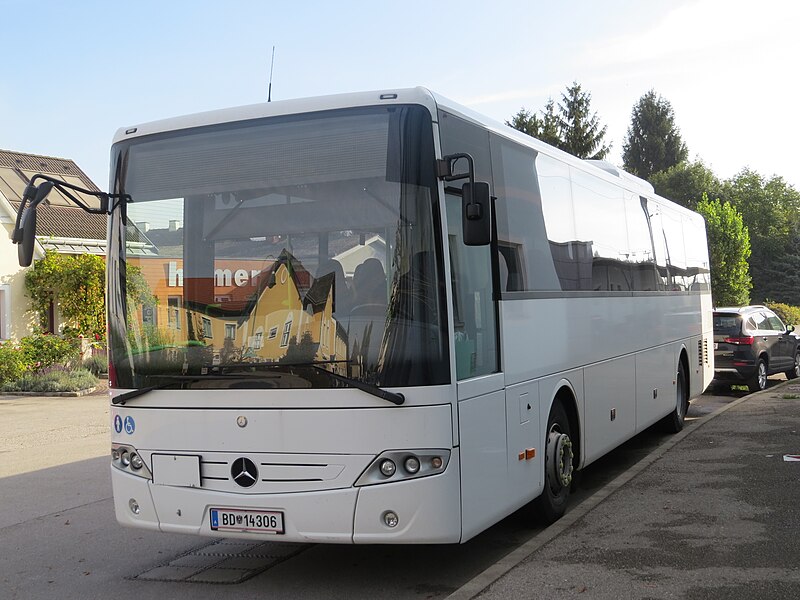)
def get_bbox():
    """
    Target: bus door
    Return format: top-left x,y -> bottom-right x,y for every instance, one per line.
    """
446,190 -> 512,538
